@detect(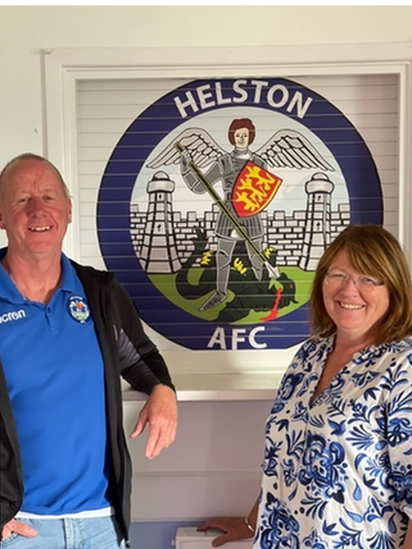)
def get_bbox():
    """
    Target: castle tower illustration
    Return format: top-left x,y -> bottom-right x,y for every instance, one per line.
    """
299,172 -> 335,271
139,171 -> 182,274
